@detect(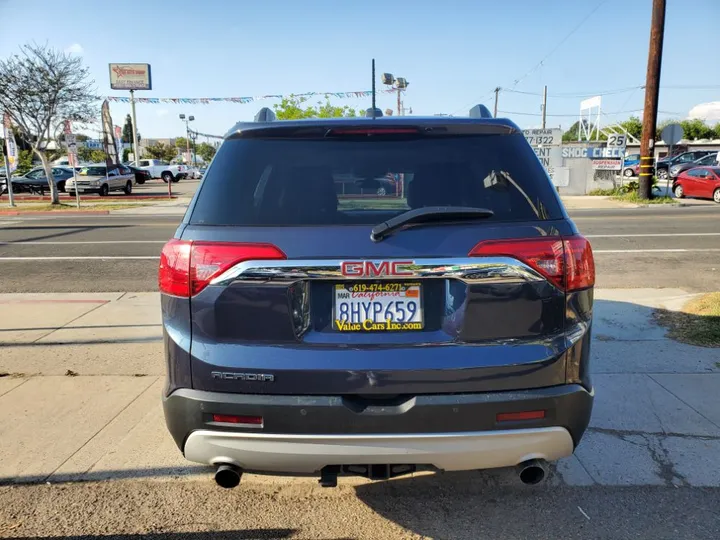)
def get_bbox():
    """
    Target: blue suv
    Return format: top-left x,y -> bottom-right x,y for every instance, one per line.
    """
160,106 -> 595,488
